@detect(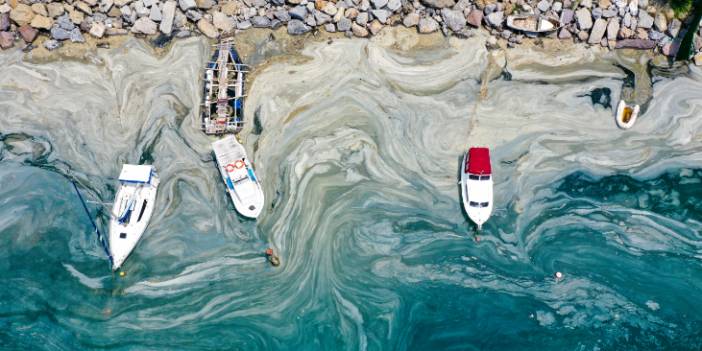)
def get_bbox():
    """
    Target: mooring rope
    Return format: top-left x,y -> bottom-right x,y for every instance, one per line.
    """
71,180 -> 113,267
